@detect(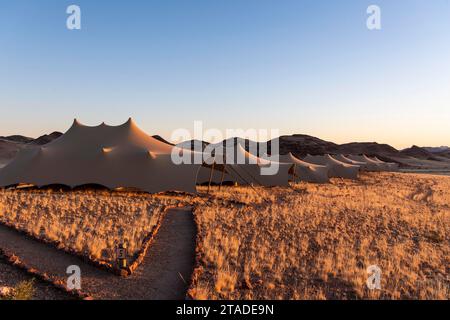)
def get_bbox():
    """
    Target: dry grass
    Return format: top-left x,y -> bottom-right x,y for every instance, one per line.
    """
0,172 -> 448,299
189,173 -> 450,300
0,189 -> 185,263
